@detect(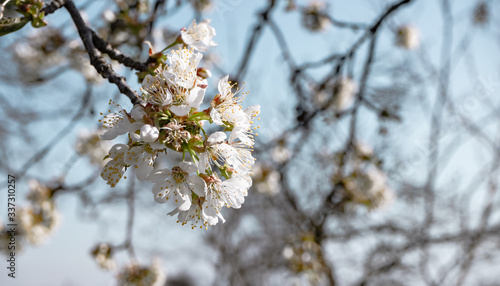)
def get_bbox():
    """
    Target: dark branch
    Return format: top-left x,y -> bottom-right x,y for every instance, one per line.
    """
234,0 -> 277,82
90,30 -> 156,72
42,0 -> 67,16
64,0 -> 141,104
16,85 -> 91,179
326,15 -> 368,30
